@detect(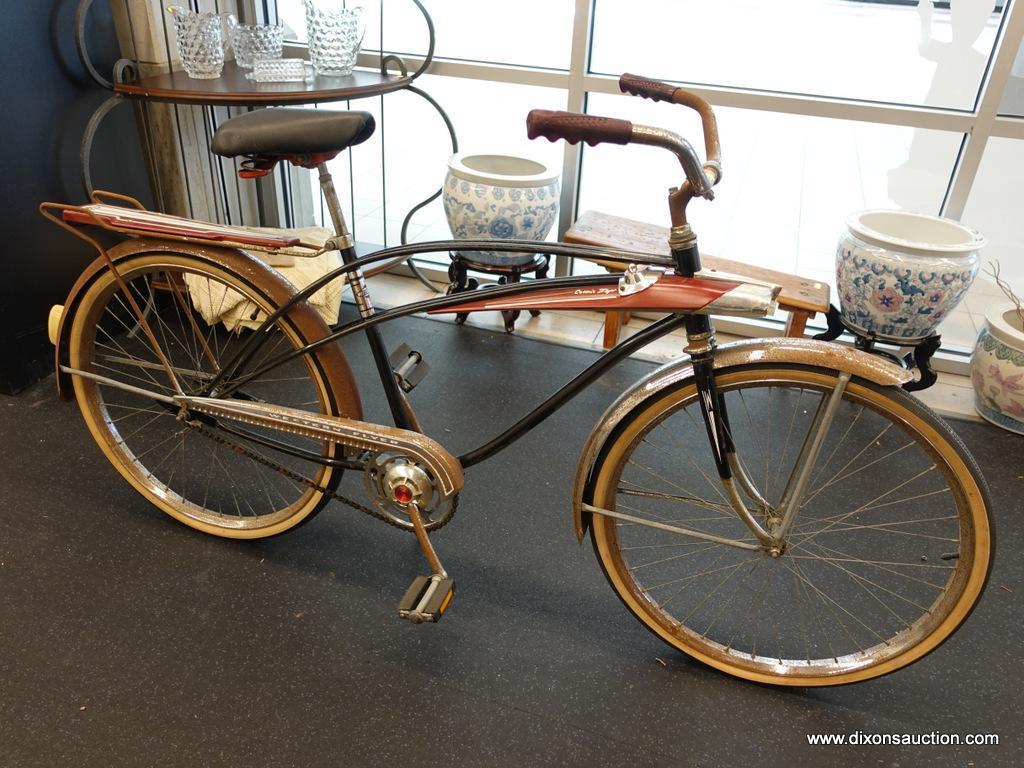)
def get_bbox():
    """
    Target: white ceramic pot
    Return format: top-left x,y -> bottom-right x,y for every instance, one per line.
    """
443,153 -> 559,267
972,305 -> 1024,434
835,210 -> 985,340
